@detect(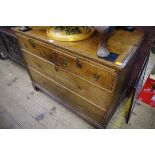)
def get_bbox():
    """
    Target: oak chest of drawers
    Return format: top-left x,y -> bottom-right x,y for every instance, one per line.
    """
14,27 -> 145,128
